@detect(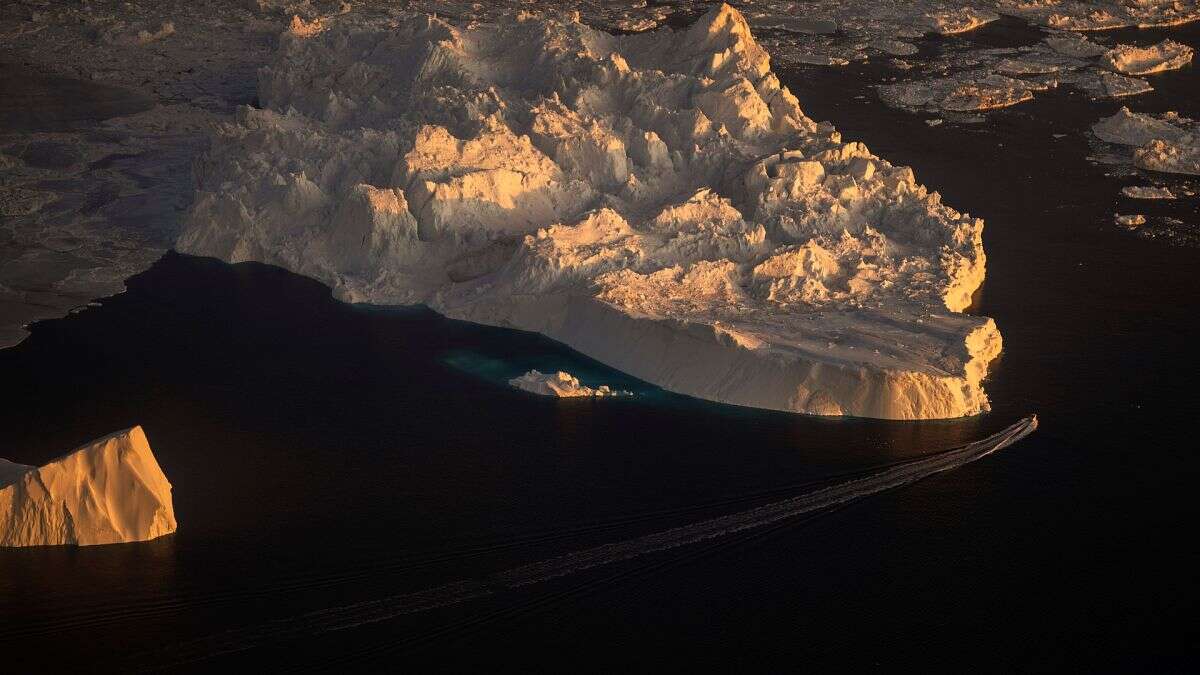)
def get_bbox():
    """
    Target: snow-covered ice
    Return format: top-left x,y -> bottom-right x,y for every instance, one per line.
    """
4,0 -> 1197,349
176,5 -> 1002,420
1092,107 -> 1200,176
0,426 -> 176,547
1114,213 -> 1147,228
0,0 -> 273,348
998,0 -> 1200,31
879,72 -> 1040,112
158,414 -> 1038,653
1102,40 -> 1194,75
874,30 -> 1170,115
1092,107 -> 1190,146
509,370 -> 628,398
1135,136 -> 1200,175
